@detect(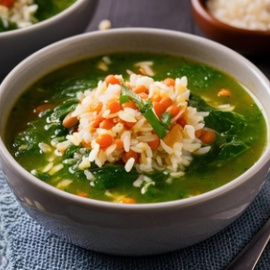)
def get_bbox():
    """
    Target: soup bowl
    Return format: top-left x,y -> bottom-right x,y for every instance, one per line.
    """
0,0 -> 98,77
191,0 -> 270,55
0,28 -> 270,256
